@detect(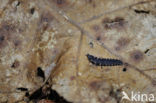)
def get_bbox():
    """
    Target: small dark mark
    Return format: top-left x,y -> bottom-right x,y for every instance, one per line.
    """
30,8 -> 35,14
109,88 -> 122,103
37,67 -> 45,81
122,68 -> 127,72
124,63 -> 129,67
96,36 -> 101,41
87,0 -> 93,3
0,32 -> 6,48
3,24 -> 14,31
89,81 -> 101,90
134,9 -> 150,14
0,22 -> 15,33
117,37 -> 129,46
57,0 -> 63,4
114,17 -> 125,27
0,35 -> 5,41
92,25 -> 100,32
45,81 -> 49,85
70,76 -> 75,81
152,80 -> 156,86
144,49 -> 150,54
11,60 -> 20,68
104,24 -> 110,29
86,0 -> 96,7
134,54 -> 141,60
56,0 -> 65,5
102,18 -> 112,24
25,92 -> 29,97
89,42 -> 94,48
14,40 -> 21,47
0,23 -> 16,48
52,0 -> 68,8
16,87 -> 28,91
102,17 -> 126,29
40,12 -> 53,24
41,16 -> 49,23
114,17 -> 124,22
130,50 -> 144,63
16,1 -> 20,7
